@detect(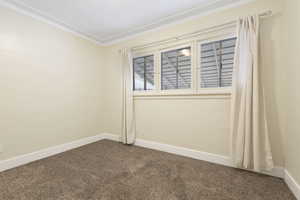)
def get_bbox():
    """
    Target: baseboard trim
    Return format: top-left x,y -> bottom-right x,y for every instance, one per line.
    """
0,132 -> 286,180
101,133 -> 284,178
285,170 -> 300,200
102,133 -> 231,166
136,138 -> 233,167
261,166 -> 285,179
0,133 -> 297,198
101,133 -> 232,167
0,134 -> 104,172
